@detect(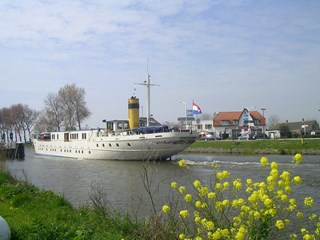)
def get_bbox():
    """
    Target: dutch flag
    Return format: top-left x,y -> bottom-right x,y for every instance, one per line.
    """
192,101 -> 202,115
